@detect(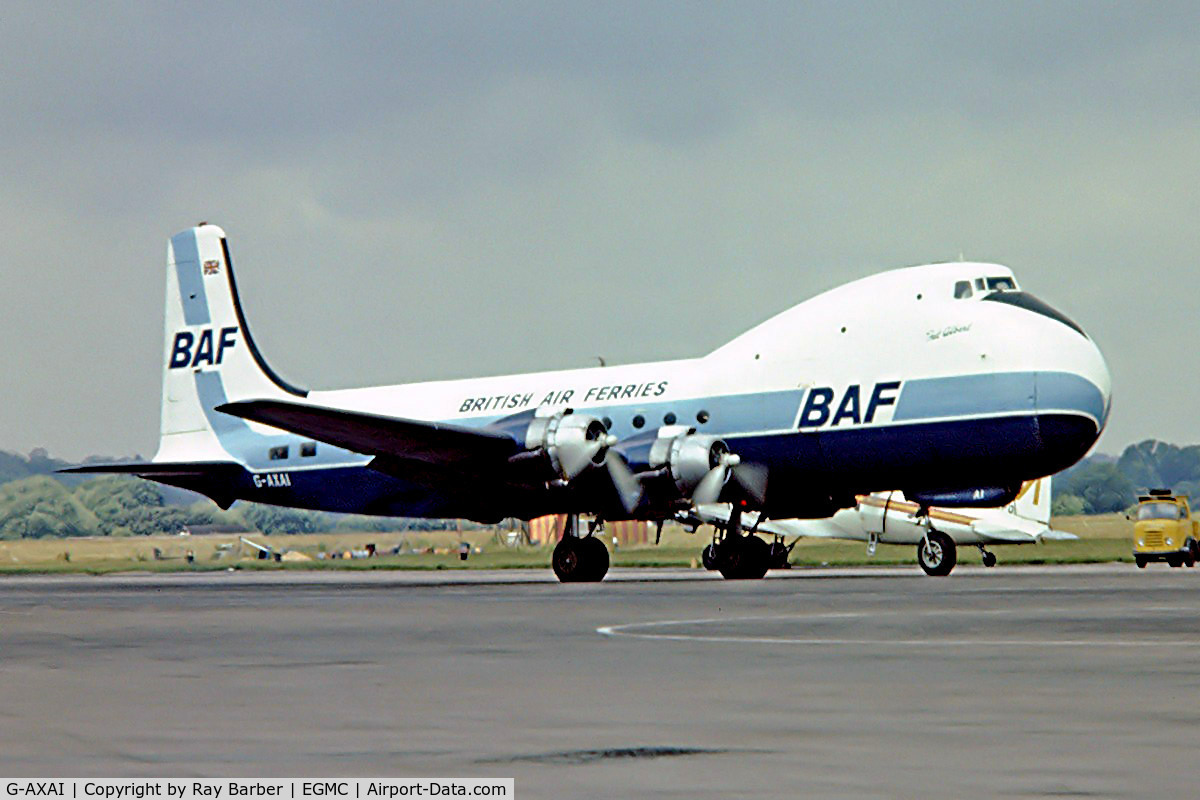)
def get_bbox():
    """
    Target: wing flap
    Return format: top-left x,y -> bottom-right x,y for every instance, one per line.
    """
215,399 -> 520,466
